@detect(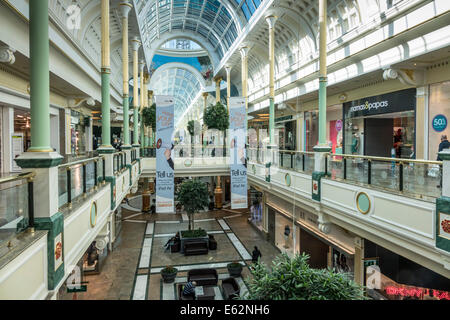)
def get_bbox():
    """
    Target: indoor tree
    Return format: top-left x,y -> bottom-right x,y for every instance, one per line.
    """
187,120 -> 200,157
203,102 -> 229,155
142,103 -> 156,149
242,253 -> 367,300
176,179 -> 209,231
